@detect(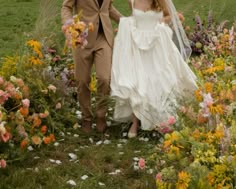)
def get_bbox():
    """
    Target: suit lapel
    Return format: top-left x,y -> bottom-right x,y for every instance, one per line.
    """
94,0 -> 99,7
